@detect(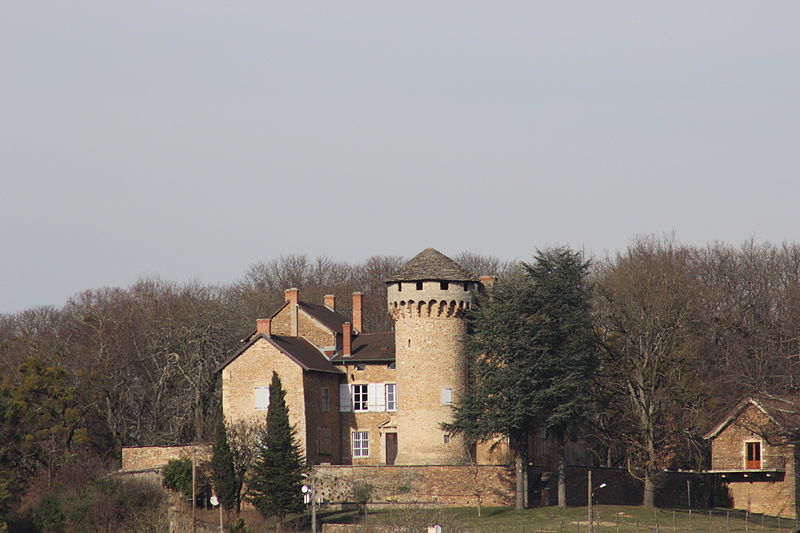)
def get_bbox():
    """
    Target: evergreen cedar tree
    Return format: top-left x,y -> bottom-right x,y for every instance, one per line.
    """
445,247 -> 597,507
212,421 -> 237,511
248,371 -> 304,527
